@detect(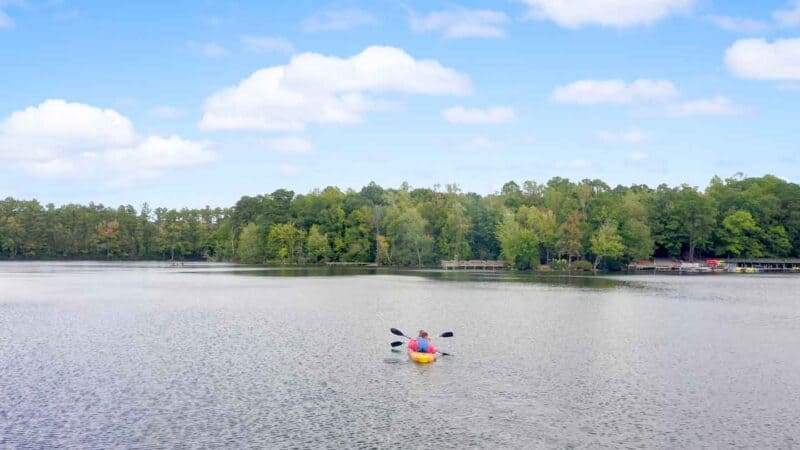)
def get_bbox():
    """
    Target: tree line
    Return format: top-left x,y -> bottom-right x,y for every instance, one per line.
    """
1,174 -> 798,270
